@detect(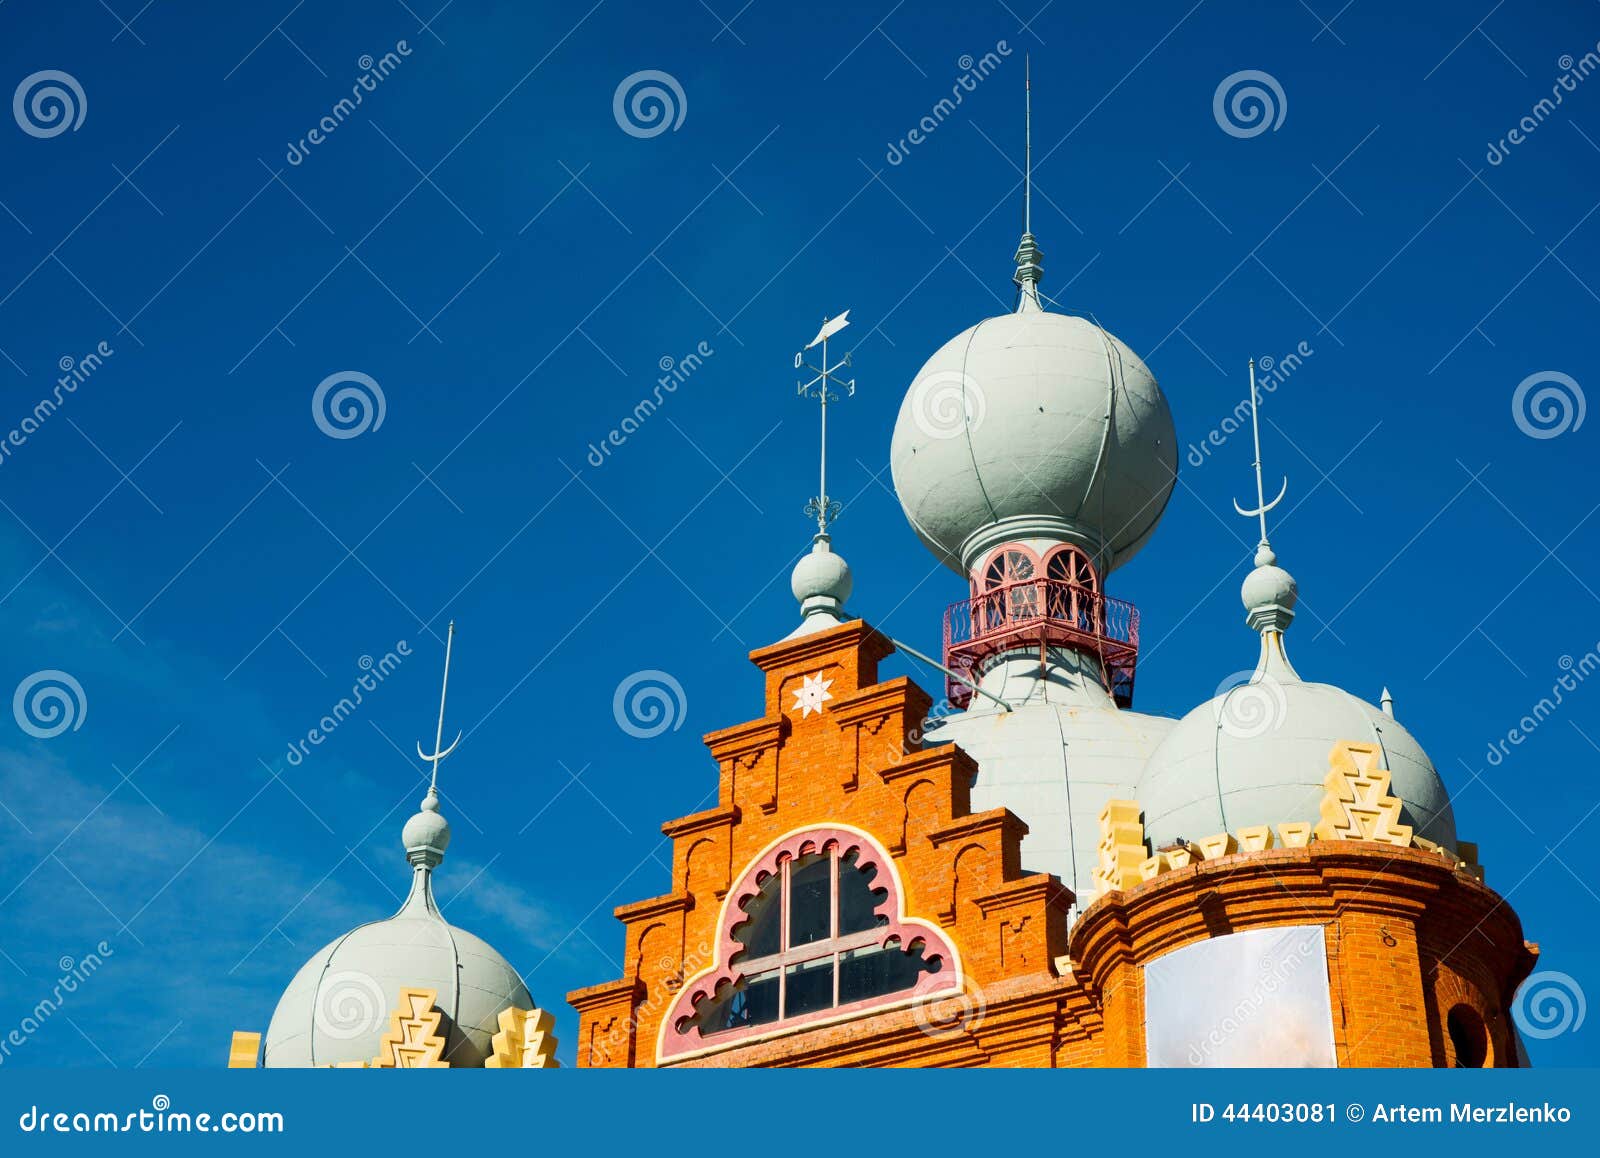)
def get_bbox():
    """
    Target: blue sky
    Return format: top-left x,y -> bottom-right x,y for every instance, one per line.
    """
0,0 -> 1596,1068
